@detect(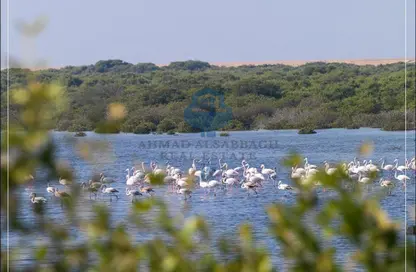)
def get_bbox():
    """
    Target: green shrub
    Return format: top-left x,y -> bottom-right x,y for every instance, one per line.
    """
157,118 -> 177,133
219,132 -> 230,136
94,121 -> 121,134
298,127 -> 317,134
133,122 -> 156,134
74,131 -> 86,137
346,124 -> 360,129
